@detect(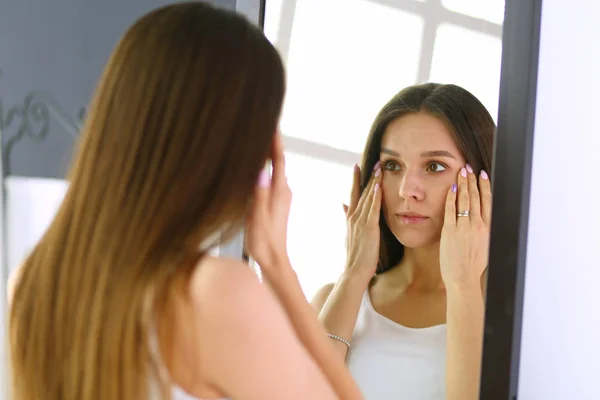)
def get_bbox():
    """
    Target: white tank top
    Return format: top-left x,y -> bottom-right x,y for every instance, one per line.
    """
346,291 -> 447,399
